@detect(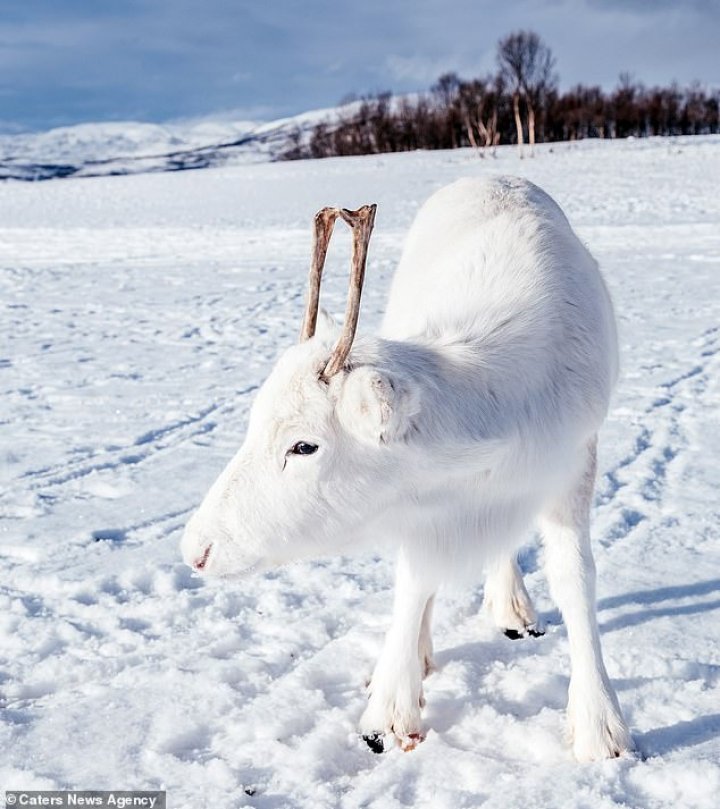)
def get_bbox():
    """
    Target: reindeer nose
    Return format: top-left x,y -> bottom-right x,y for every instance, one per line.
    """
193,543 -> 213,571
